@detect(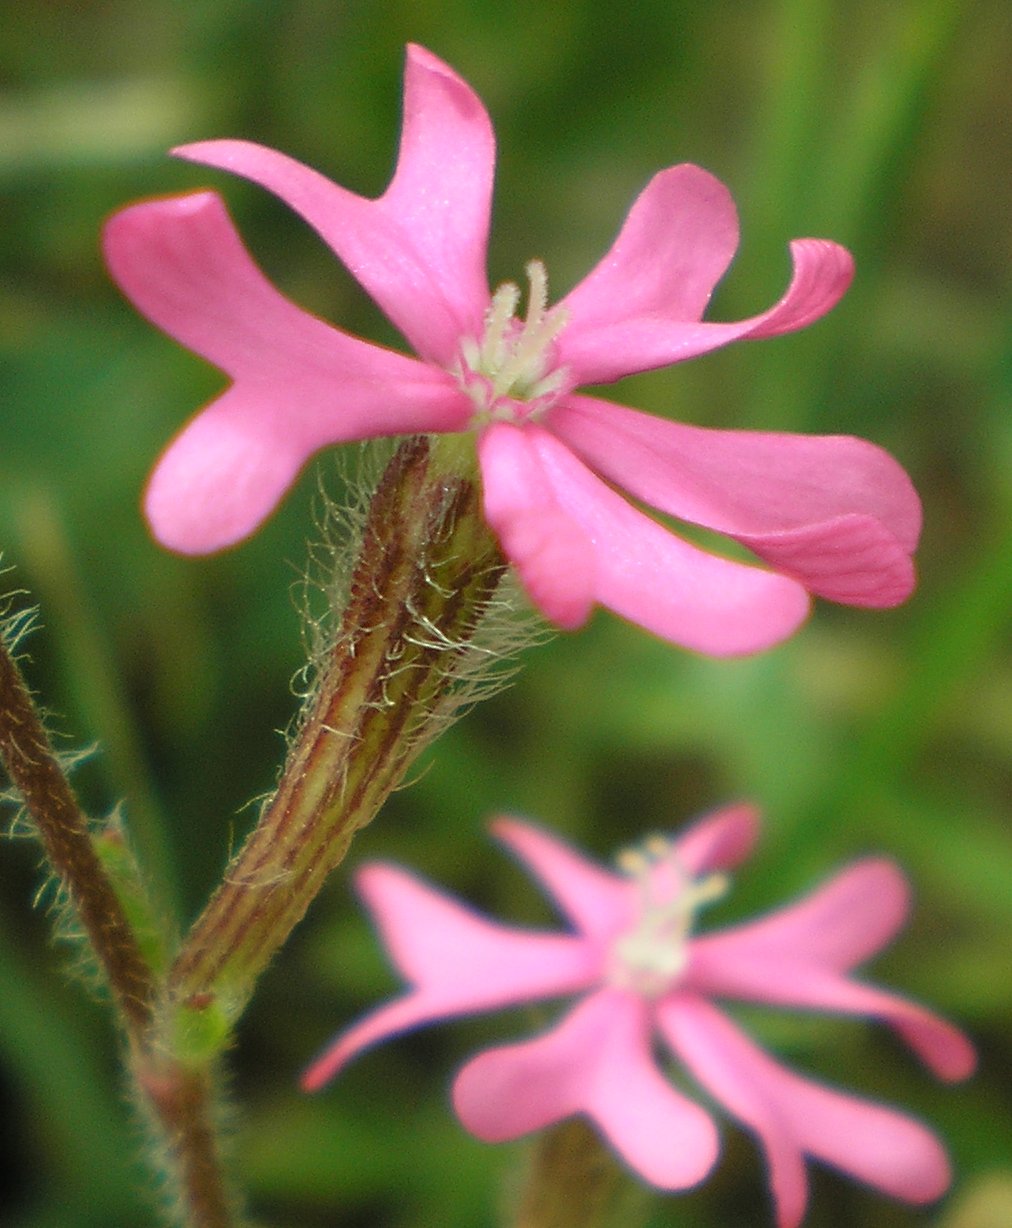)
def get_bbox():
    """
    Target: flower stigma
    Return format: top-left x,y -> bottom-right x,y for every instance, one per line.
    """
456,260 -> 570,424
608,835 -> 729,998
